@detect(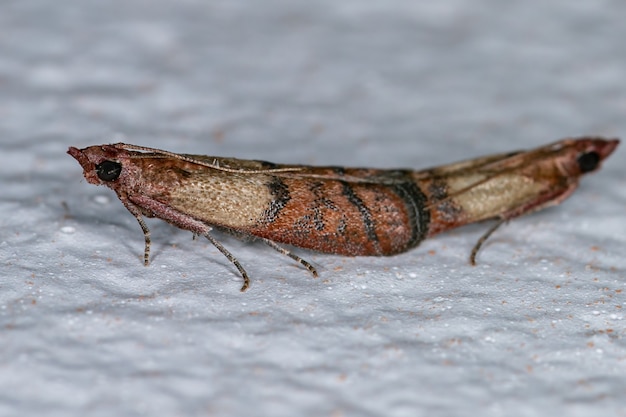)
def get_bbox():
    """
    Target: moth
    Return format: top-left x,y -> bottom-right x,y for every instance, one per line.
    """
68,137 -> 619,291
